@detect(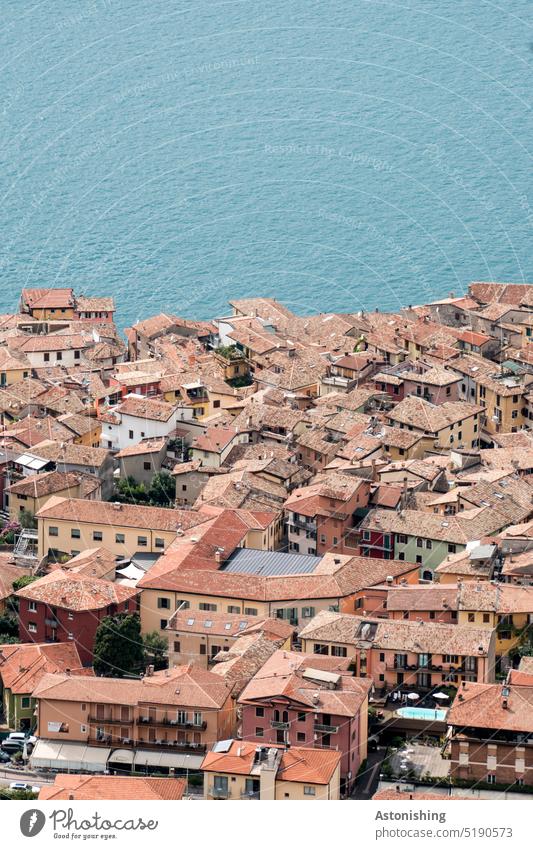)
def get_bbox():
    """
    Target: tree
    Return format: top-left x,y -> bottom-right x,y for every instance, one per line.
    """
8,575 -> 38,615
18,509 -> 37,530
143,630 -> 169,671
147,471 -> 175,507
93,613 -> 145,678
0,611 -> 19,639
114,476 -> 149,505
